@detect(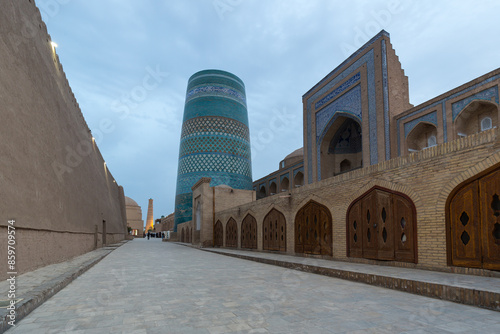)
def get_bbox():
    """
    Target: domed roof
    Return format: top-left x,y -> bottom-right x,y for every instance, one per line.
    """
125,196 -> 139,206
285,147 -> 303,160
